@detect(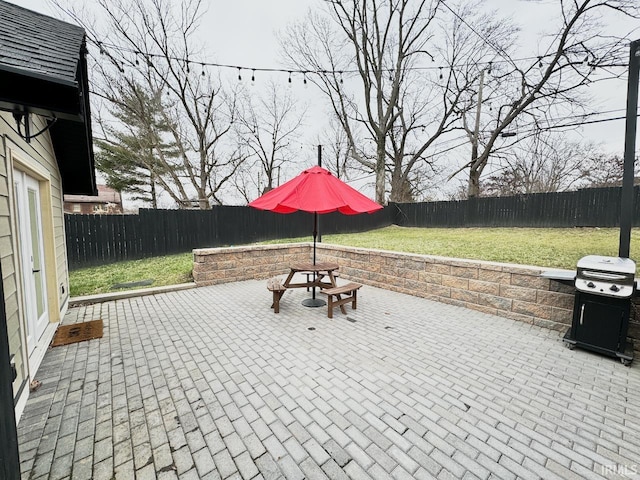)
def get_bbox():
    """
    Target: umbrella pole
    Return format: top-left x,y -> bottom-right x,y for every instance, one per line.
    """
302,212 -> 326,307
313,212 -> 317,266
312,212 -> 317,299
